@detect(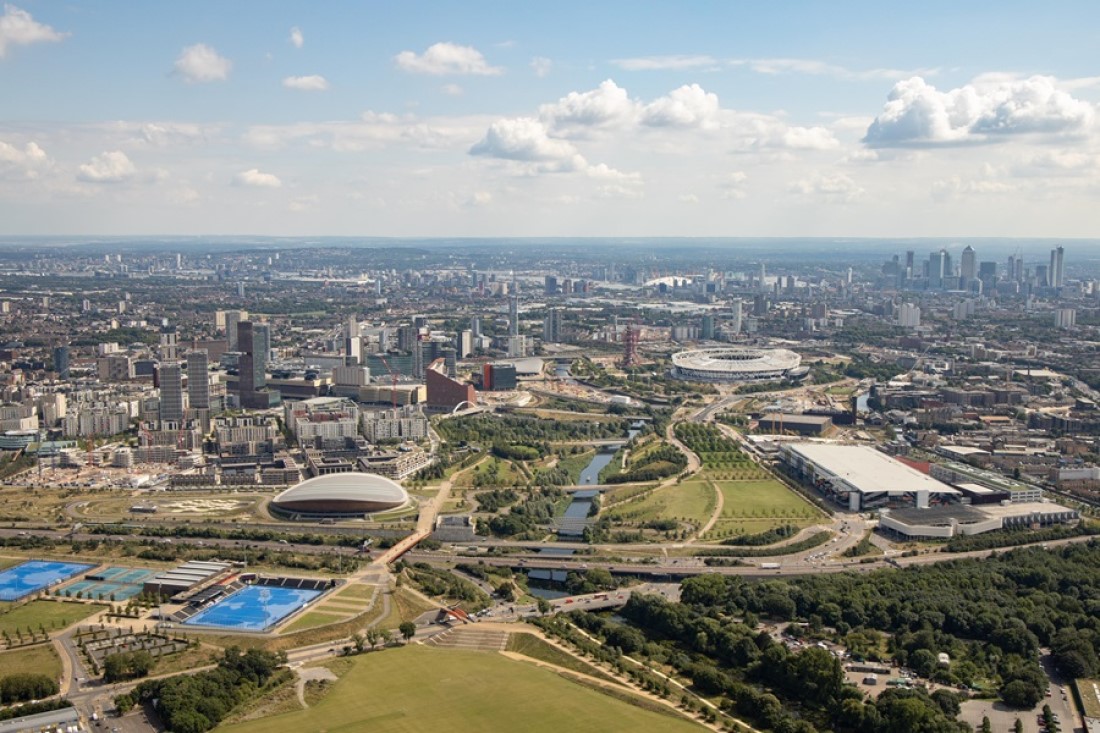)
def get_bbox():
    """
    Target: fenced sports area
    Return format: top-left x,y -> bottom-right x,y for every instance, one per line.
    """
182,585 -> 323,631
60,566 -> 158,602
0,560 -> 95,601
